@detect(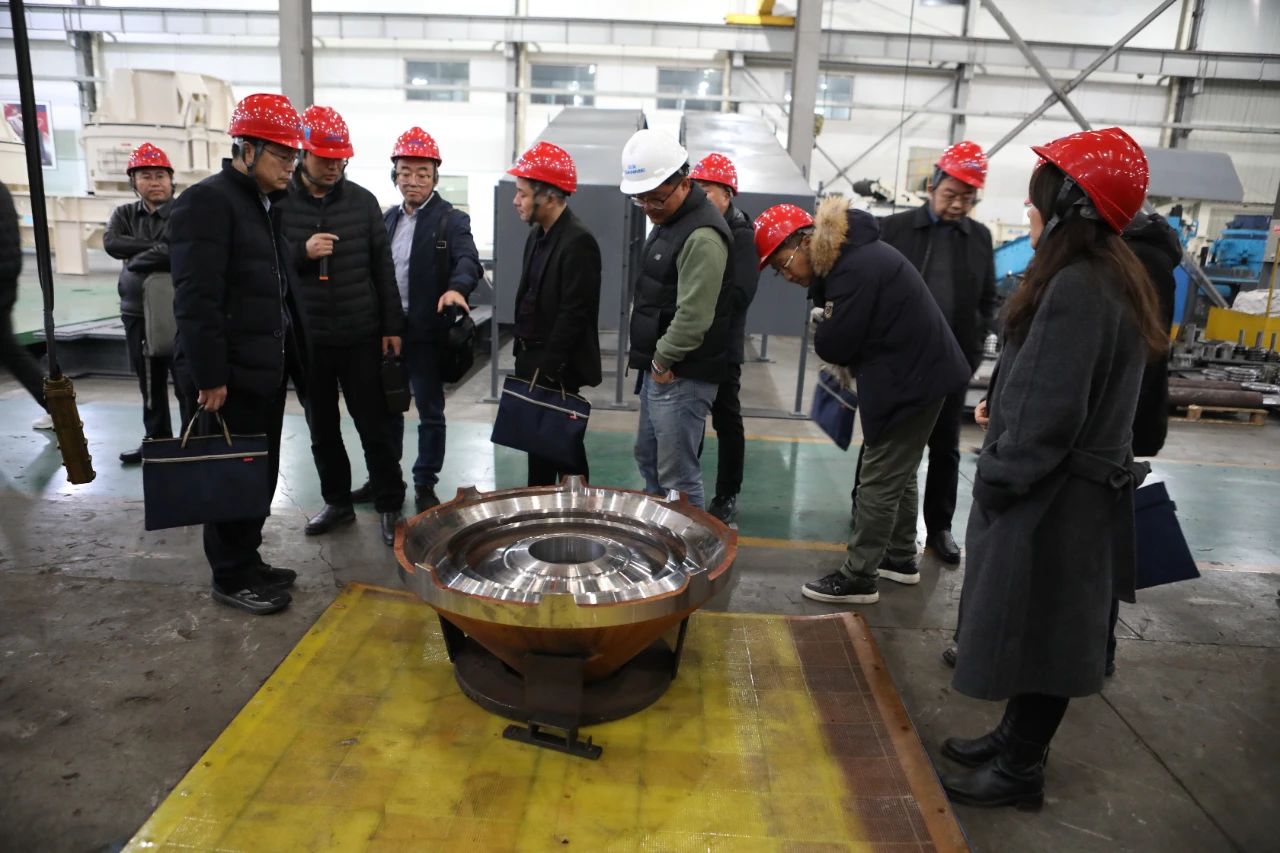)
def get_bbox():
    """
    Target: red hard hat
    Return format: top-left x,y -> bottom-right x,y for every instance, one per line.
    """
690,152 -> 739,195
1031,127 -> 1148,233
392,127 -> 442,165
301,105 -> 353,158
936,140 -> 988,189
228,93 -> 303,149
508,141 -> 577,194
753,204 -> 814,271
127,142 -> 172,174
